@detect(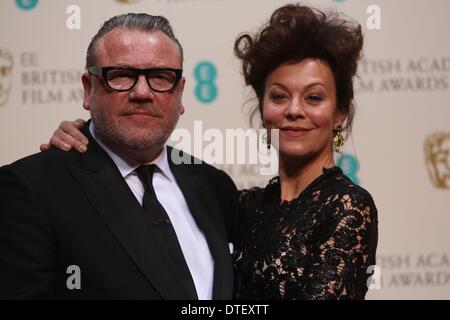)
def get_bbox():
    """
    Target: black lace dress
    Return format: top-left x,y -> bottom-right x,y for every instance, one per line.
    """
233,167 -> 378,300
